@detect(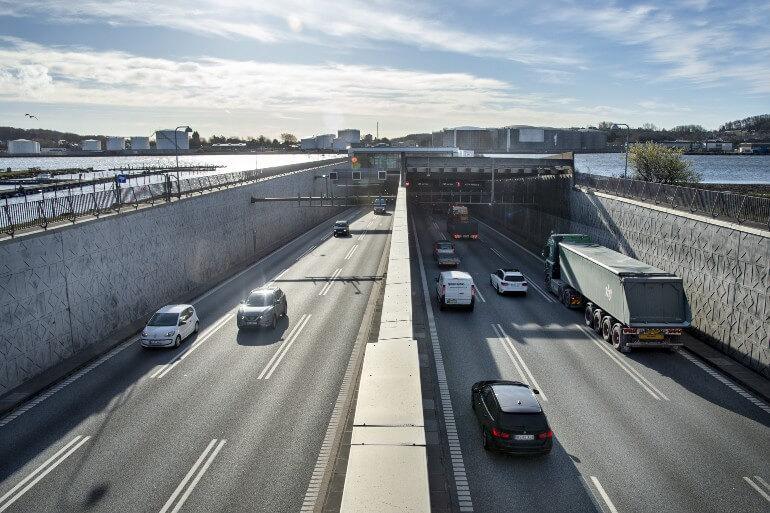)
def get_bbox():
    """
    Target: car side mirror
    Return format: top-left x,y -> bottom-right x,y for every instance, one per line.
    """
532,389 -> 540,395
